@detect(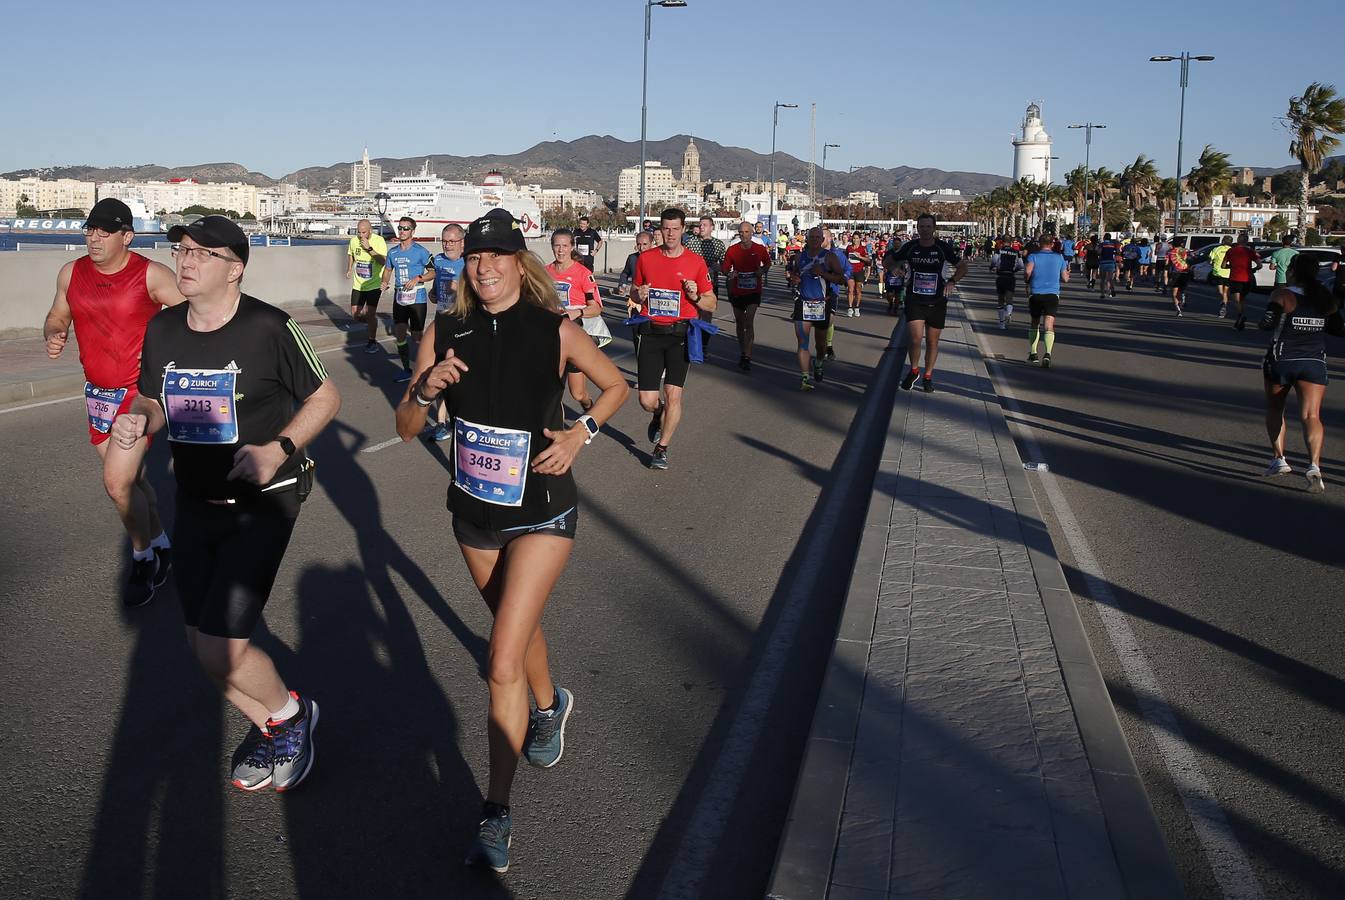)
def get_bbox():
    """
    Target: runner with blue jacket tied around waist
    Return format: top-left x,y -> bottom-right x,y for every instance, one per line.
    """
396,208 -> 628,874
